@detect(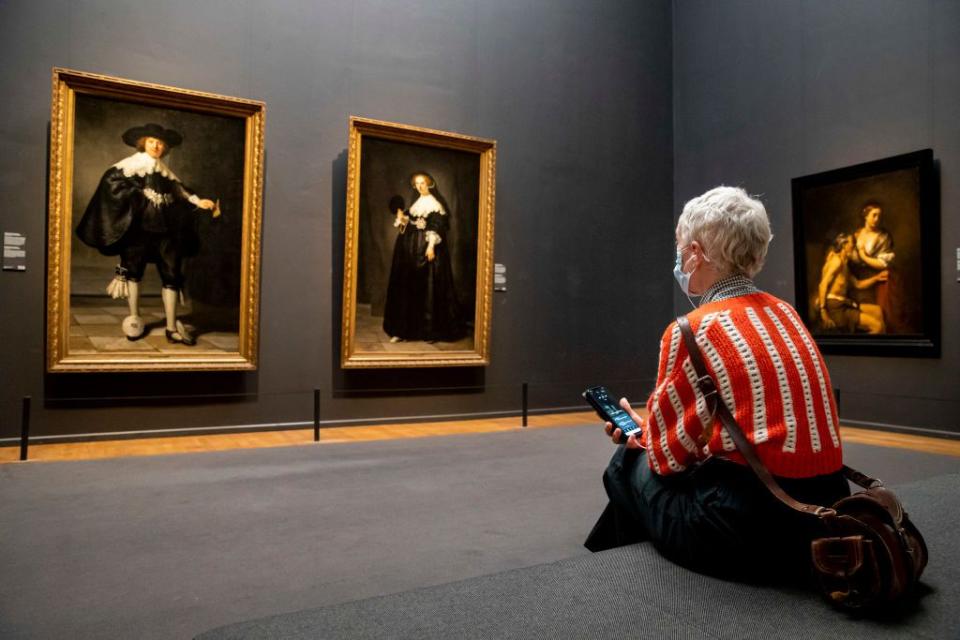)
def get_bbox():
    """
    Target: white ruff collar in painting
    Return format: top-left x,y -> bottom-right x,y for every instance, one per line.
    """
114,152 -> 180,181
409,194 -> 445,217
